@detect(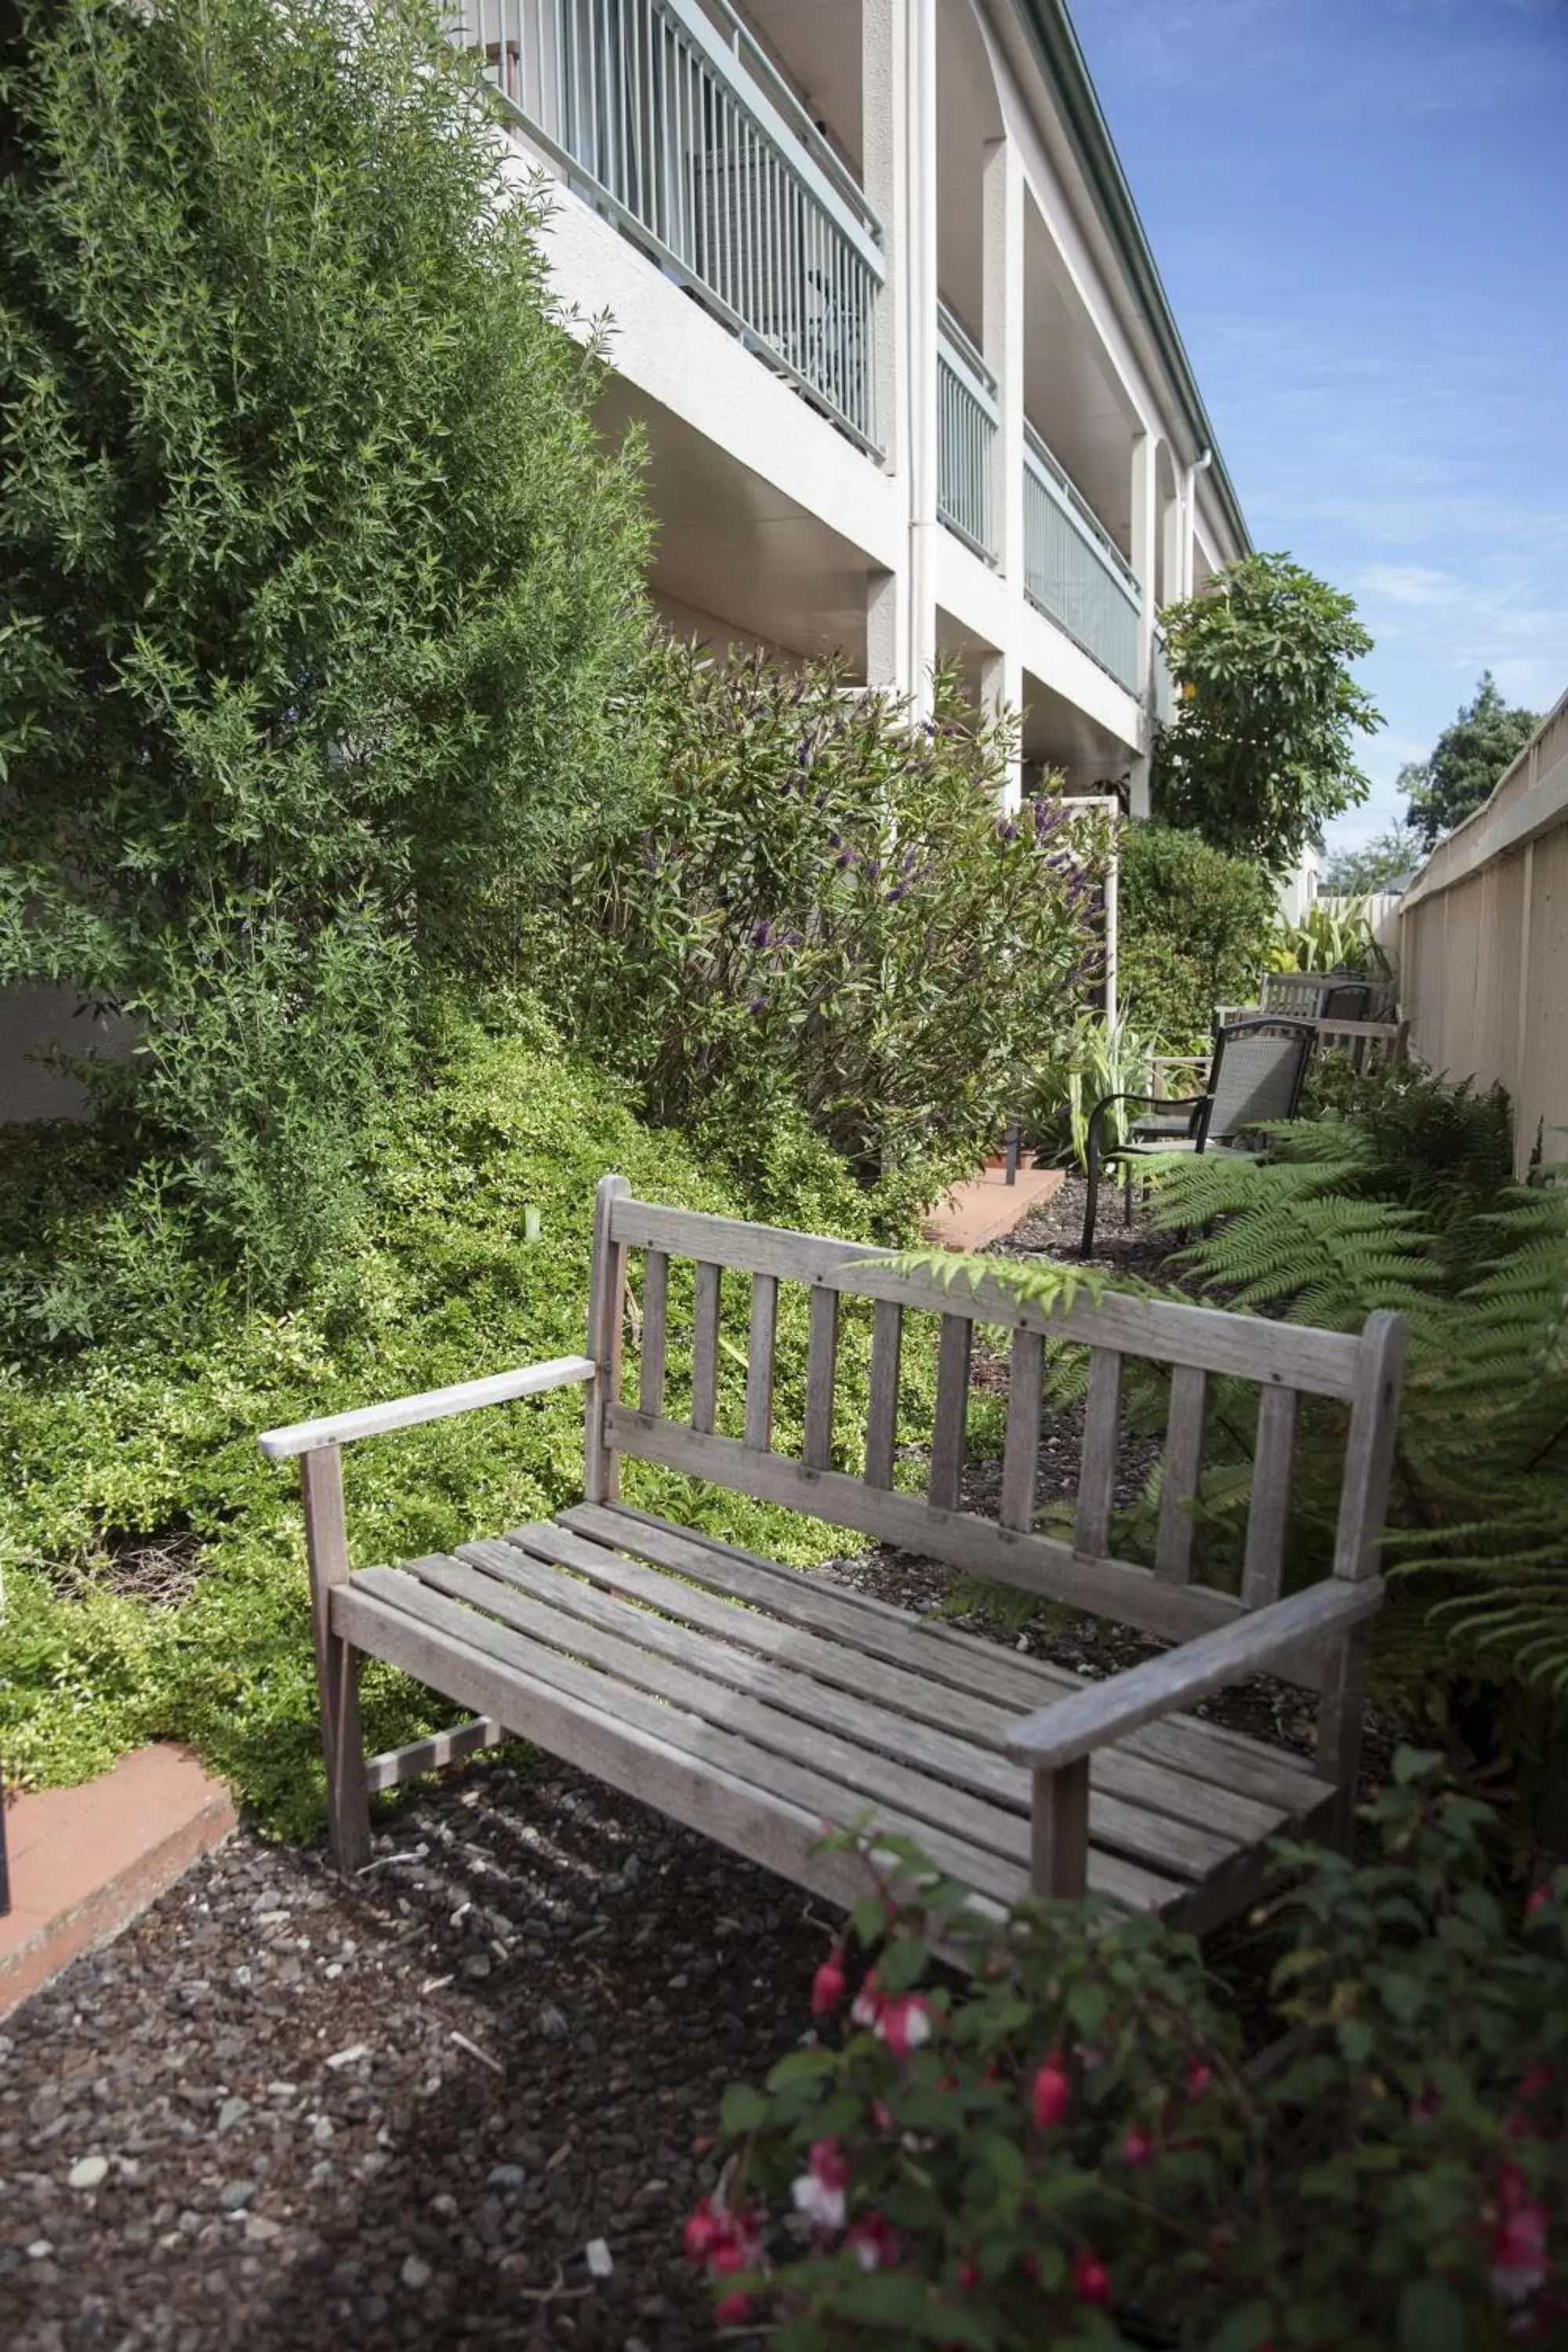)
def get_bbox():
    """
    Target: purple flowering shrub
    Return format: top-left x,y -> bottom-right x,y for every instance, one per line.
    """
689,1752 -> 1567,2349
532,641 -> 1110,1187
